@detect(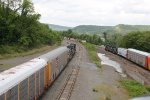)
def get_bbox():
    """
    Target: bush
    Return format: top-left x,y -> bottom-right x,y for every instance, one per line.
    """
120,80 -> 149,97
120,31 -> 150,52
0,45 -> 21,54
0,0 -> 62,54
146,86 -> 150,92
